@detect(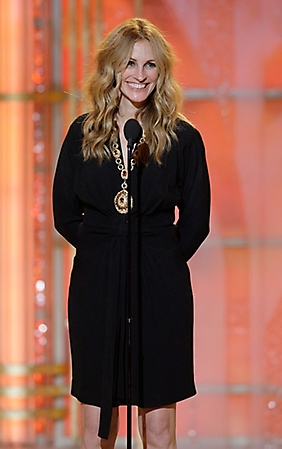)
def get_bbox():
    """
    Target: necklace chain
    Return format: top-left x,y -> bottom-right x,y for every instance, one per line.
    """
111,132 -> 145,214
